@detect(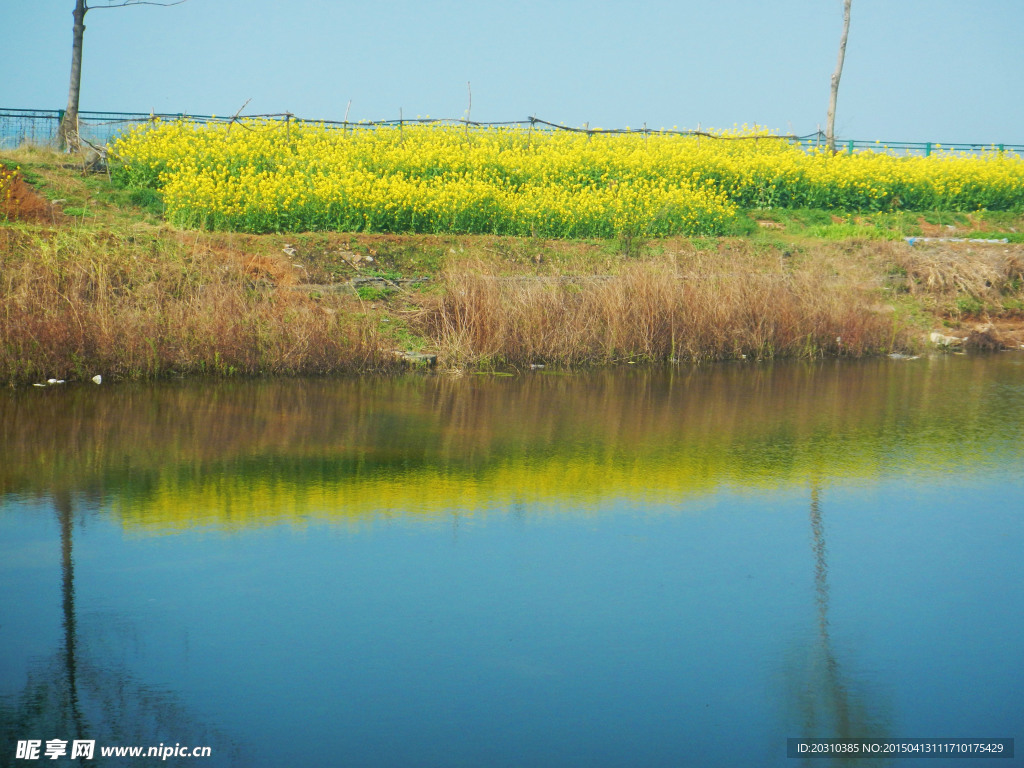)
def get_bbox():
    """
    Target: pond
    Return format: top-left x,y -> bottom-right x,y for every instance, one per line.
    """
1,355 -> 1022,767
